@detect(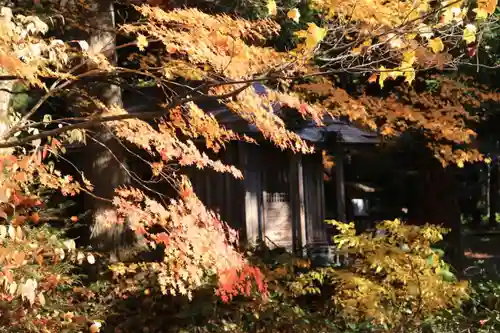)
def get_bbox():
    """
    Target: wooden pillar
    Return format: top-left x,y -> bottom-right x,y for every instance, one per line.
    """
316,152 -> 326,235
335,145 -> 347,222
290,154 -> 307,253
238,142 -> 262,247
489,157 -> 499,228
